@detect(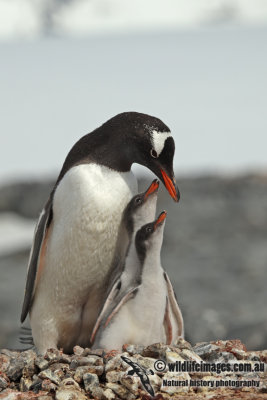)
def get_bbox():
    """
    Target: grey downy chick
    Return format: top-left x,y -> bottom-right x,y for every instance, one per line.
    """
90,179 -> 160,345
91,211 -> 184,350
